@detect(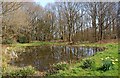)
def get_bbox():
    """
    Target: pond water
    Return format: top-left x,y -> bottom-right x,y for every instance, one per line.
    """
9,45 -> 105,72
